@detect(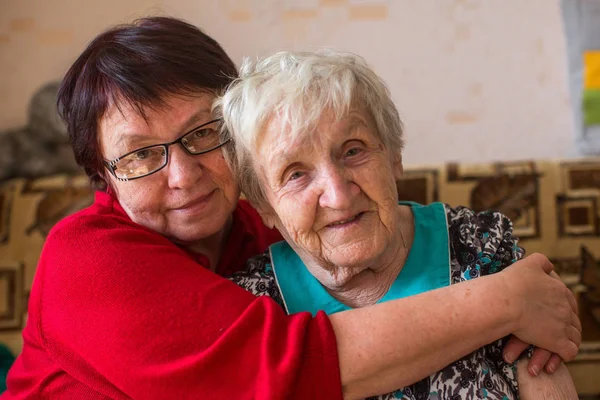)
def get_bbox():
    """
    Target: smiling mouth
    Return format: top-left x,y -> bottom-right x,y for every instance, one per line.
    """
327,212 -> 365,227
174,190 -> 215,210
